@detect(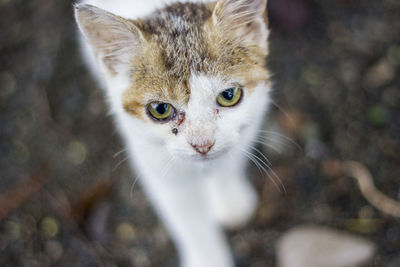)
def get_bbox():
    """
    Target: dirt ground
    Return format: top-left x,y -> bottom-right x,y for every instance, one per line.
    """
0,0 -> 399,266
